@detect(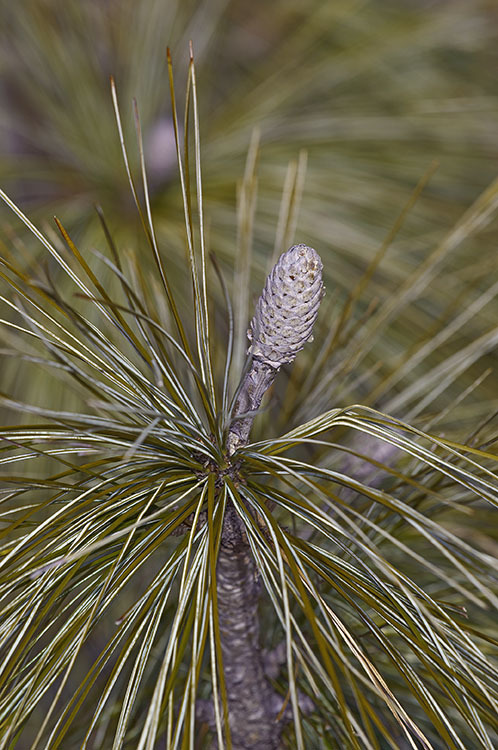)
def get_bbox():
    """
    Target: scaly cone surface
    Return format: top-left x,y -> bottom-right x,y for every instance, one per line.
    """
228,244 -> 324,454
248,243 -> 324,367
216,245 -> 323,749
